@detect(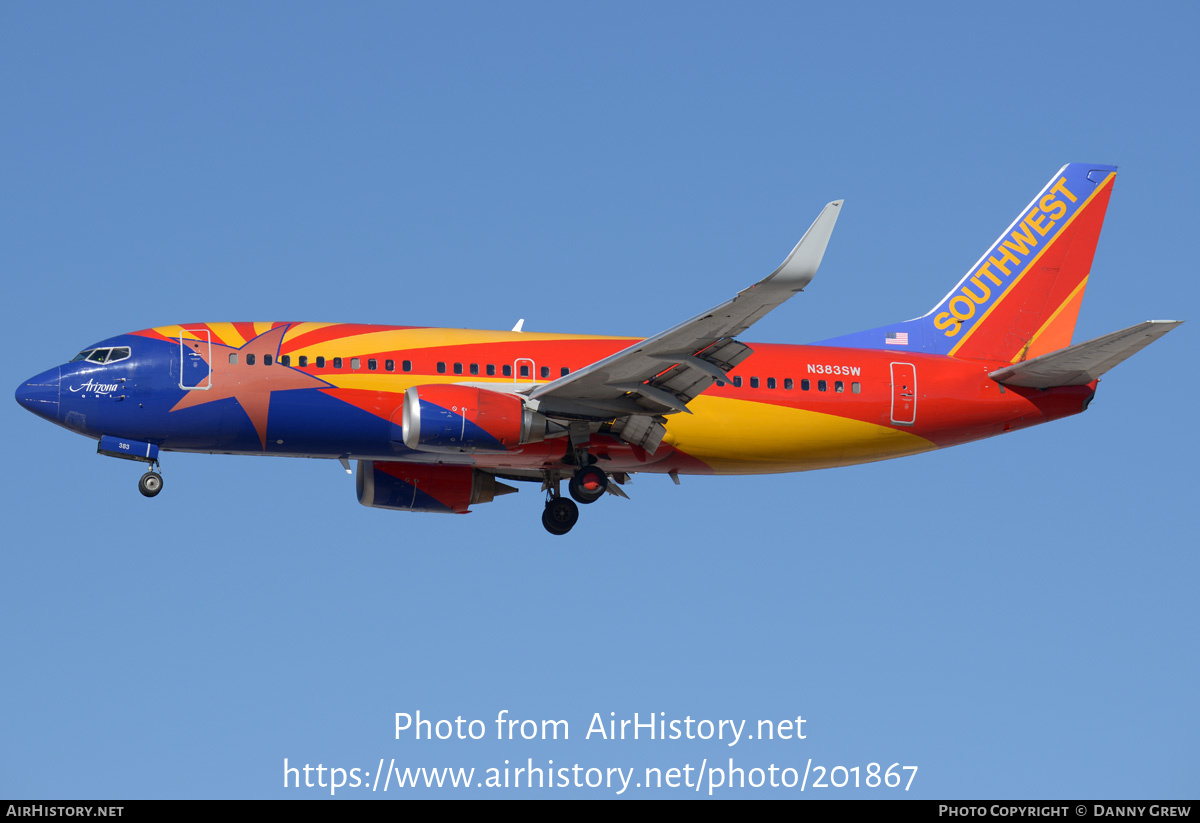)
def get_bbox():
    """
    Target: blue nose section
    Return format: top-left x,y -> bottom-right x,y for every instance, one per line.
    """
15,366 -> 61,421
